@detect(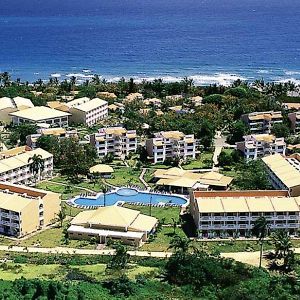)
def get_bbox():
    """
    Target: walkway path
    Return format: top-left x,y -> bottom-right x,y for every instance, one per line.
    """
0,245 -> 172,258
2,244 -> 300,267
139,168 -> 150,190
212,132 -> 226,170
